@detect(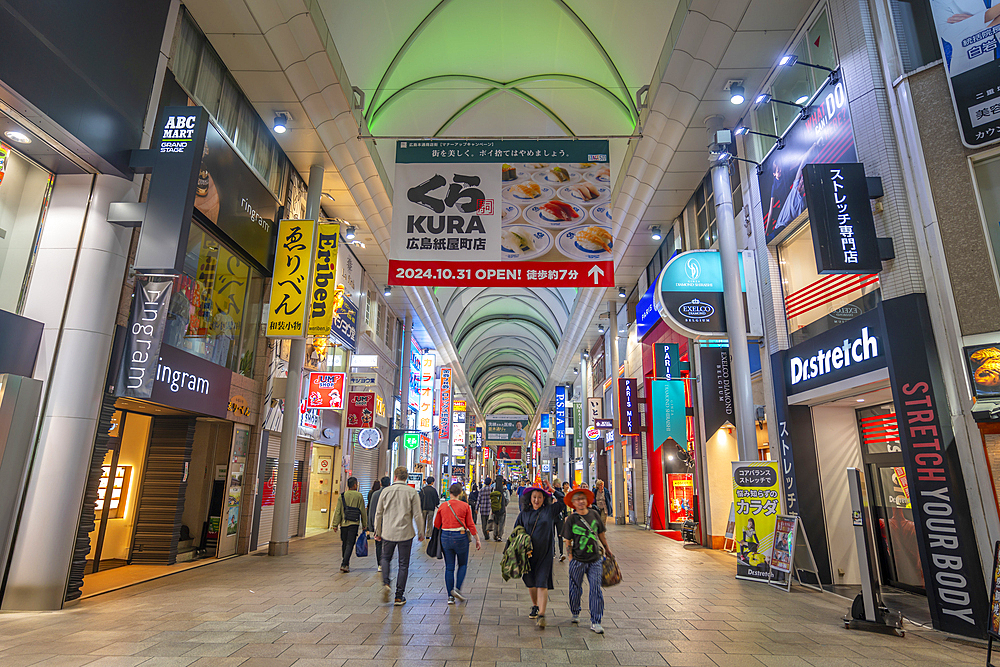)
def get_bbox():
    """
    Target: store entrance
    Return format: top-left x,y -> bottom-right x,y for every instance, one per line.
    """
306,444 -> 341,533
855,404 -> 925,594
